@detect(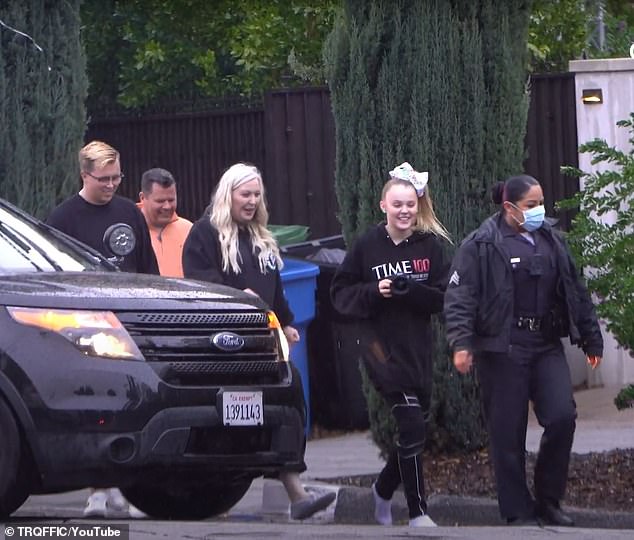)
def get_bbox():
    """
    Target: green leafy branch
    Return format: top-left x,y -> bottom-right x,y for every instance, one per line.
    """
558,113 -> 634,355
